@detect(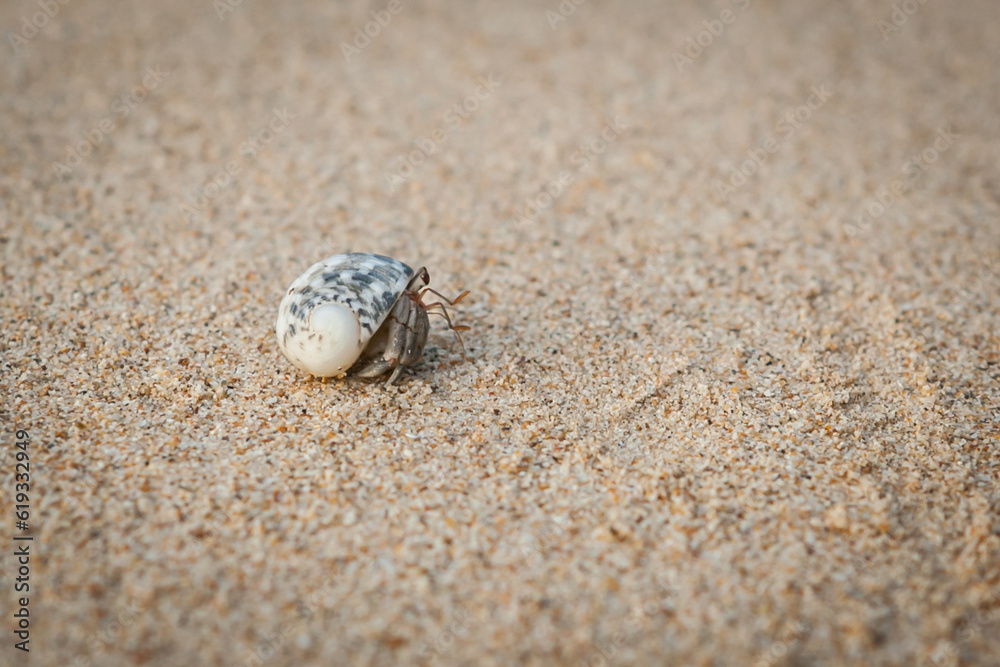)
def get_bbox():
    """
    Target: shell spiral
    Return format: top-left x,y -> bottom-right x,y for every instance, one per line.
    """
275,253 -> 415,378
